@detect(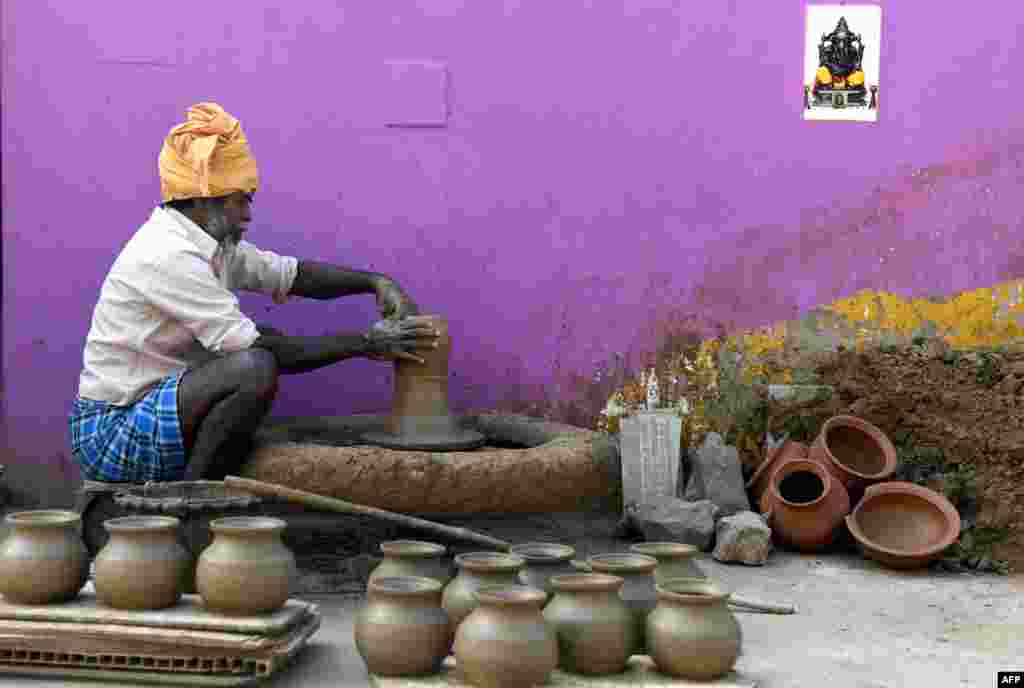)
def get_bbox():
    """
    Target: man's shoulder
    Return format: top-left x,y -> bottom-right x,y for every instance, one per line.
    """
114,219 -> 204,274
